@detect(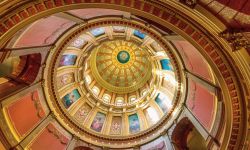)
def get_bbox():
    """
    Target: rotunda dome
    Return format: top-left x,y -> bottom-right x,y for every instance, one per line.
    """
44,19 -> 184,148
